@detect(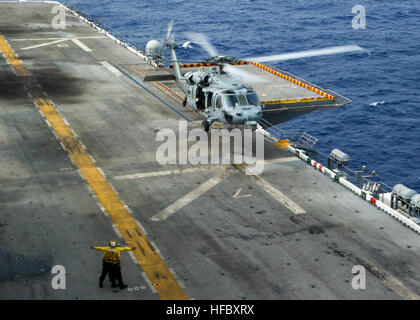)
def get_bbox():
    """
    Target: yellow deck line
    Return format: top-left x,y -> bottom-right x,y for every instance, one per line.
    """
262,96 -> 331,105
0,35 -> 29,76
35,99 -> 188,300
0,36 -> 188,300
